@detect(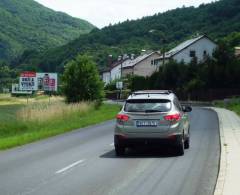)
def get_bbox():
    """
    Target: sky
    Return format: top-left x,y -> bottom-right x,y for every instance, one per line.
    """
35,0 -> 214,28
